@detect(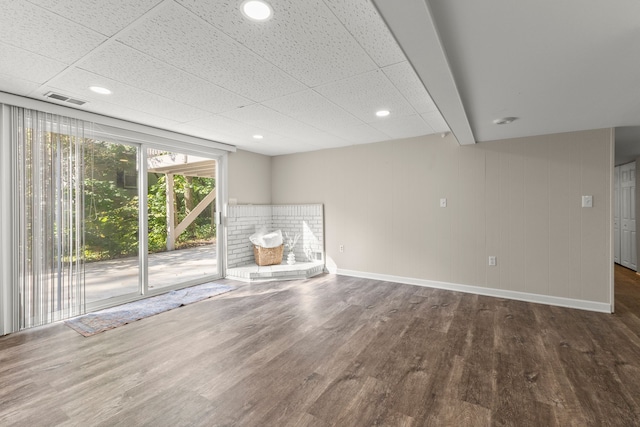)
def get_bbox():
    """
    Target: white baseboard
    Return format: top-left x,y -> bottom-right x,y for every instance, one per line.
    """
336,269 -> 612,313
